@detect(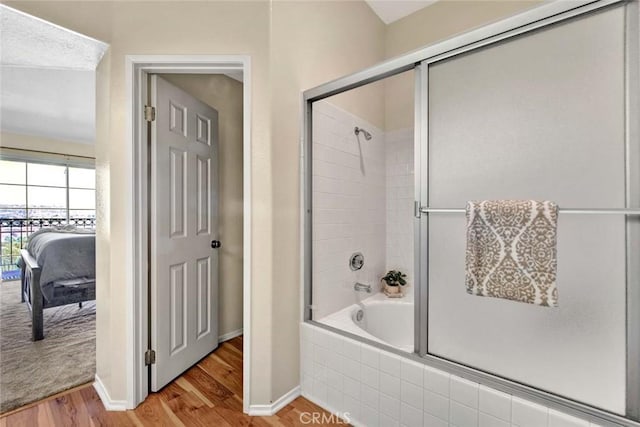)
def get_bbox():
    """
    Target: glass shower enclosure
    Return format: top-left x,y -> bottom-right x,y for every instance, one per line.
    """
303,0 -> 640,425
